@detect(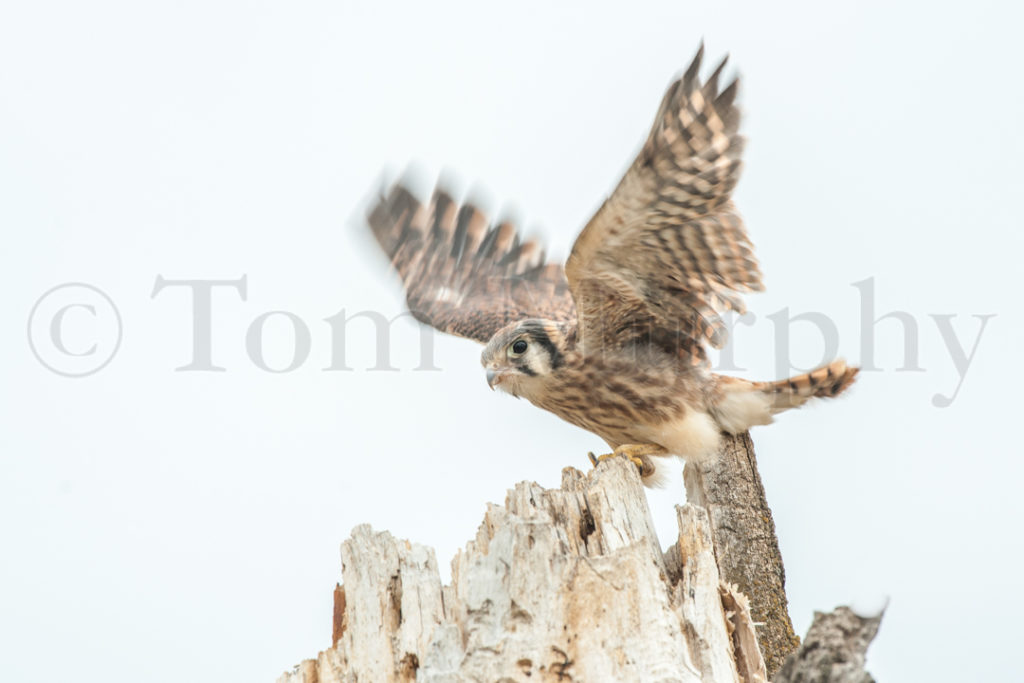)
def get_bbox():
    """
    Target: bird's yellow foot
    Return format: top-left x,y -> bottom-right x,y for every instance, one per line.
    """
587,444 -> 667,479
